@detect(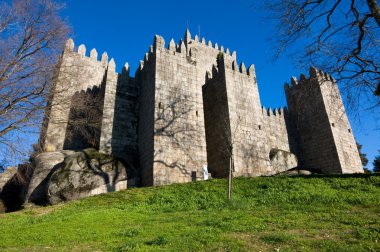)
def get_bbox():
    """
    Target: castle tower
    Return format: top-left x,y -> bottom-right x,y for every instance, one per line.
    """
137,29 -> 239,186
203,56 -> 297,177
41,39 -> 139,169
41,39 -> 109,152
285,67 -> 363,173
